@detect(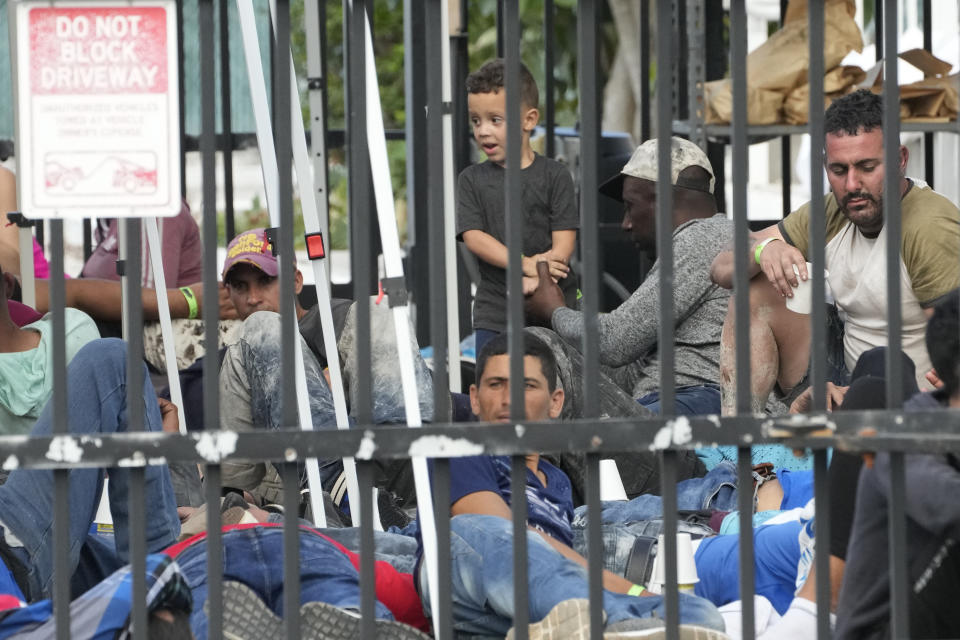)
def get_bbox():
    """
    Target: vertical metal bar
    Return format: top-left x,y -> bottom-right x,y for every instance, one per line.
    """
320,0 -> 332,230
780,0 -> 792,219
808,0 -> 827,413
737,448 -> 755,640
888,452 -> 909,638
579,0 -> 601,417
813,450 -> 831,638
83,219 -> 93,263
578,0 -> 602,635
639,0 -> 650,143
544,0 -> 555,158
922,0 -> 933,186
731,5 -> 754,629
510,455 -> 529,640
404,0 -> 430,345
53,468 -> 68,640
305,0 -> 331,267
584,454 -> 603,640
502,3 -> 528,633
729,1 -> 751,412
282,463 -> 301,640
274,3 -> 300,638
129,468 -> 147,640
874,0 -> 883,64
882,0 -> 903,411
656,0 -> 675,416
686,0 -> 706,151
432,459 -> 453,639
48,220 -> 69,640
496,0 -> 504,58
204,465 -> 224,639
219,0 -> 236,243
199,0 -> 221,636
426,0 -> 450,441
346,0 -> 376,633
123,217 -> 146,640
357,461 -> 376,639
661,451 -> 679,640
177,0 -> 187,197
884,0 -> 909,601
